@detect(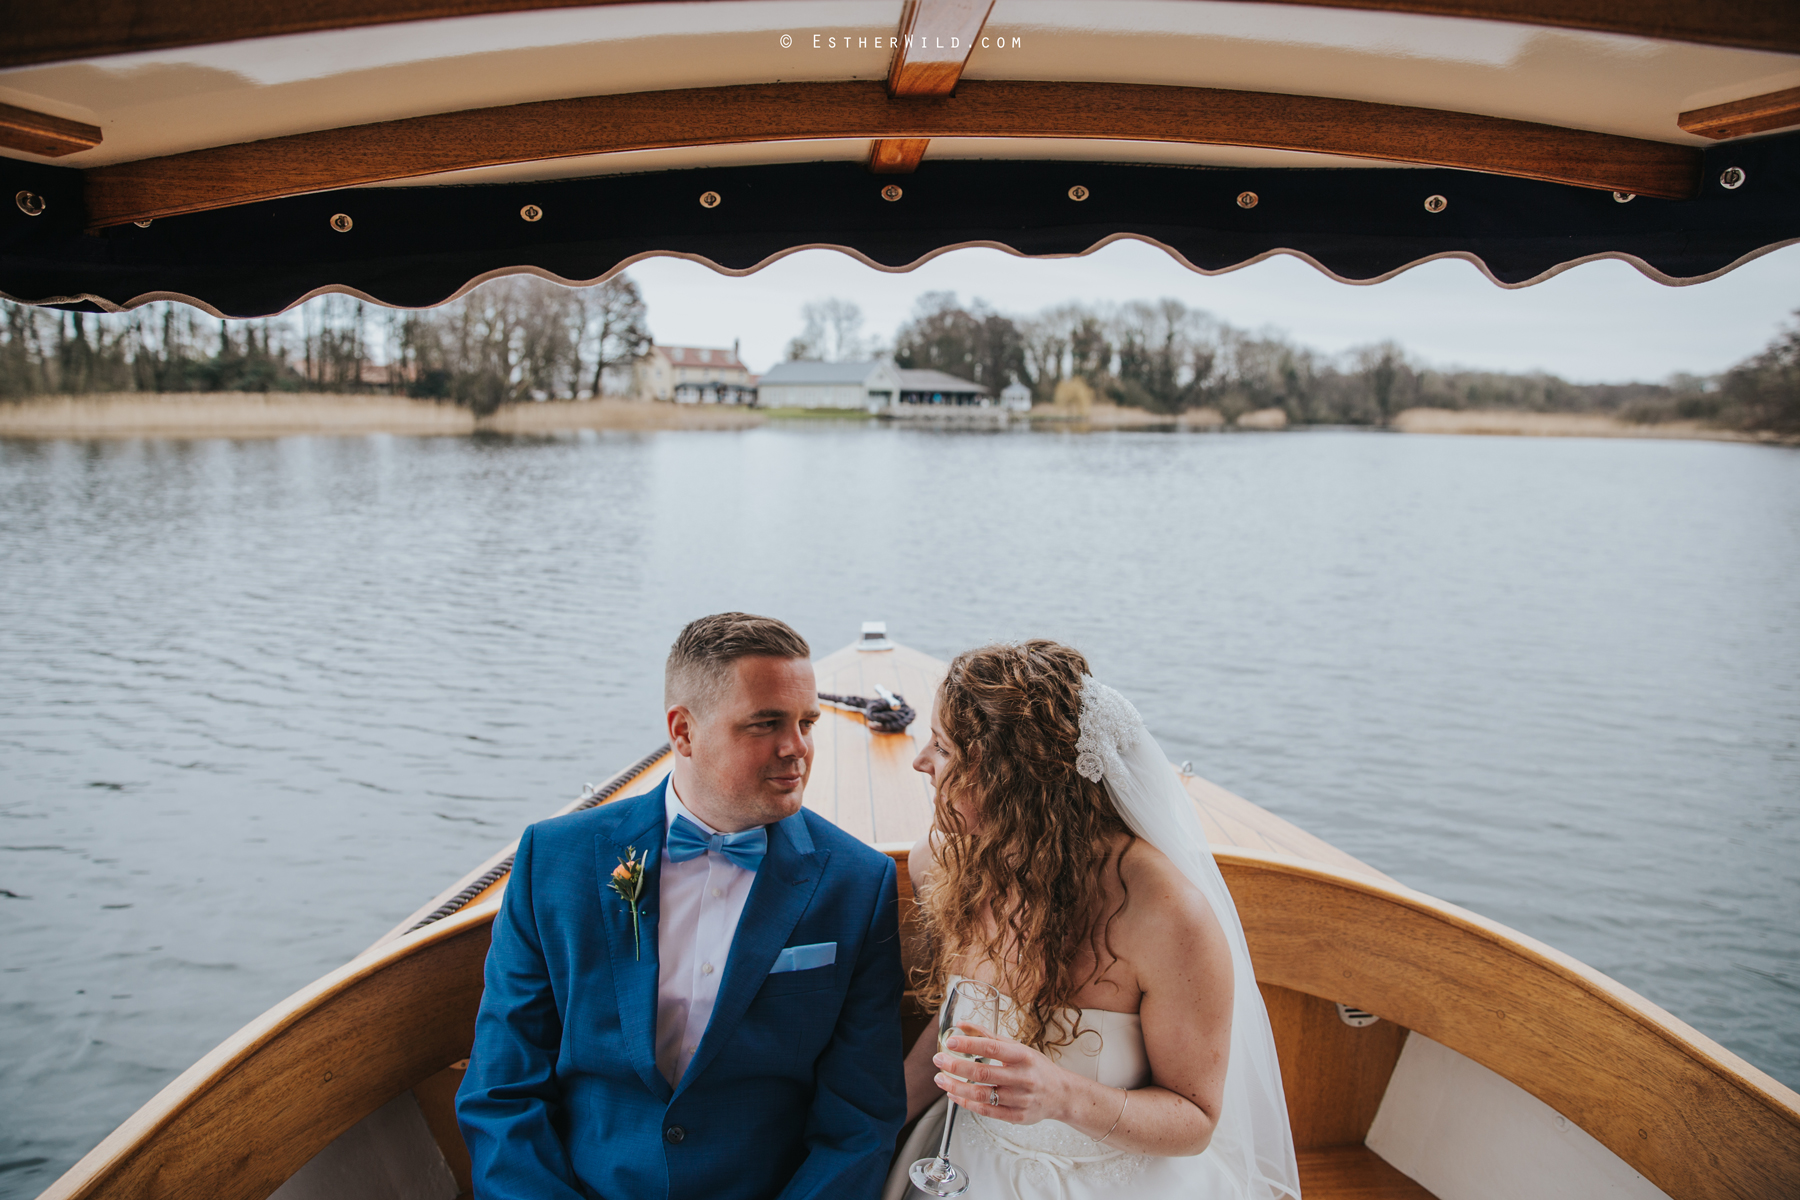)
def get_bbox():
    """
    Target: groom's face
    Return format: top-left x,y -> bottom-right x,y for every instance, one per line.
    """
670,655 -> 819,832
